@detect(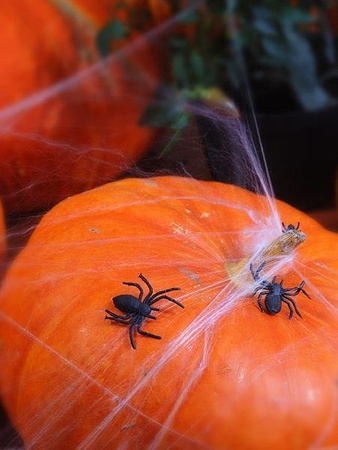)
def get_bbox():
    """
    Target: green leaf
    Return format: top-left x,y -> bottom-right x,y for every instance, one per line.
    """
261,37 -> 288,63
96,19 -> 129,57
253,10 -> 278,36
176,8 -> 199,24
282,23 -> 331,110
173,53 -> 190,87
171,111 -> 190,130
253,19 -> 277,36
190,51 -> 206,85
157,122 -> 189,158
280,7 -> 314,25
170,37 -> 189,50
140,102 -> 180,128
